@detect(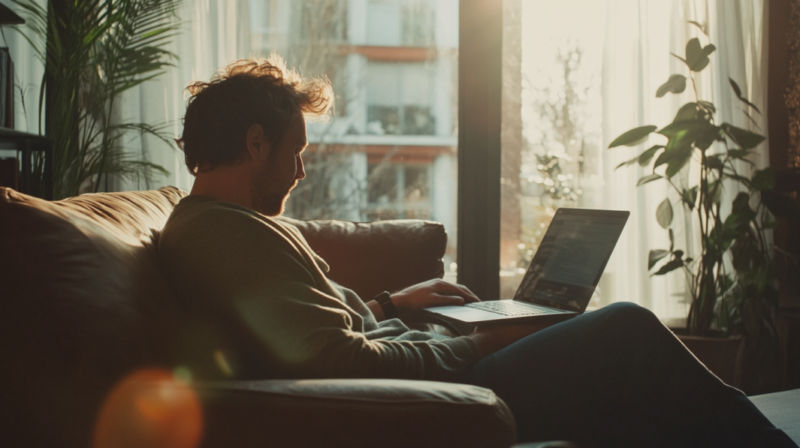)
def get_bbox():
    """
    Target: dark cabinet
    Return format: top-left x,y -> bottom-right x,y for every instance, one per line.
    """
0,128 -> 53,200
